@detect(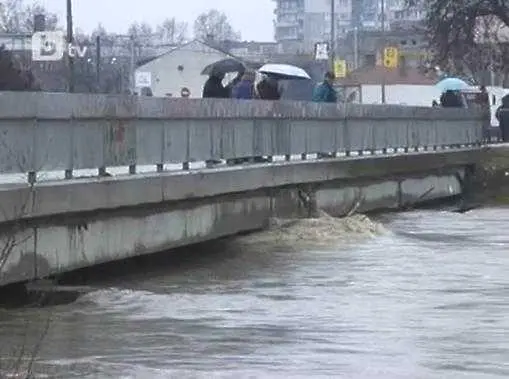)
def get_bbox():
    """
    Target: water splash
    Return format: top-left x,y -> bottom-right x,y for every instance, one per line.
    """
235,211 -> 387,250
